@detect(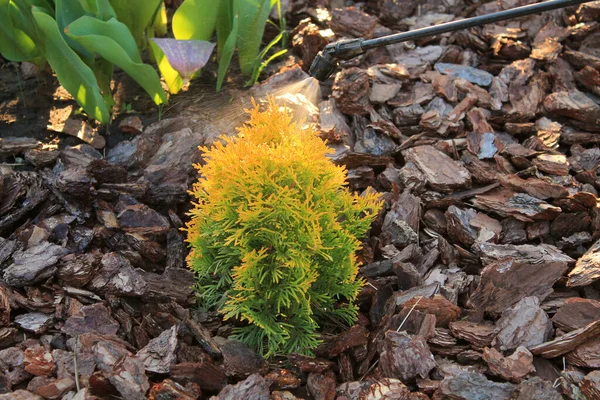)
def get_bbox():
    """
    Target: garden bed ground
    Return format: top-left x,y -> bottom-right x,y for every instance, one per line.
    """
2,0 -> 600,399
